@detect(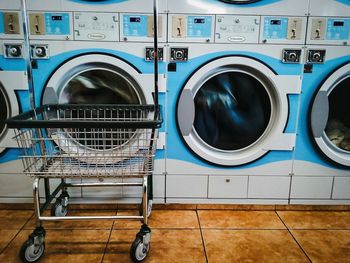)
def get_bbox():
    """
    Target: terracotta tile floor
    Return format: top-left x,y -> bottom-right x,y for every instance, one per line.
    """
1,208 -> 350,262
